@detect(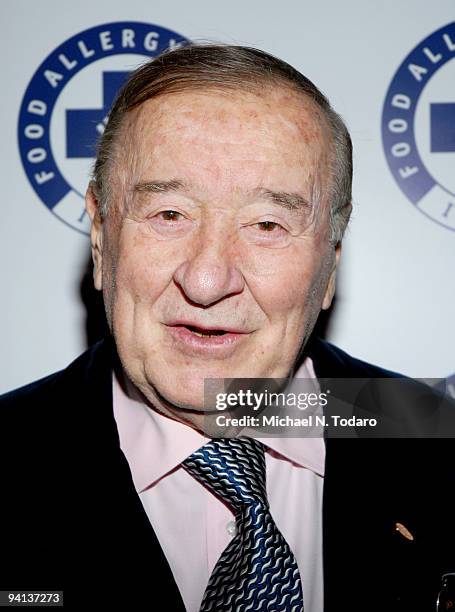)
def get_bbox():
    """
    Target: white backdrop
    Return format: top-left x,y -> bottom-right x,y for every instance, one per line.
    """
1,0 -> 454,393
